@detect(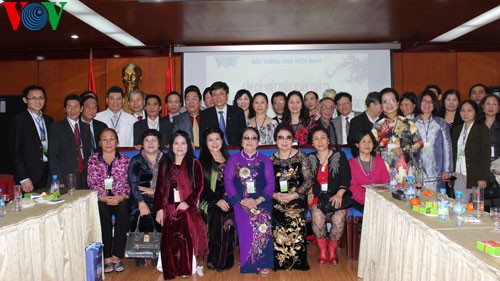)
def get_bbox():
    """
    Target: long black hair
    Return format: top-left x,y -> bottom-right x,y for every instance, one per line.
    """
283,90 -> 310,126
199,128 -> 229,189
165,130 -> 195,182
